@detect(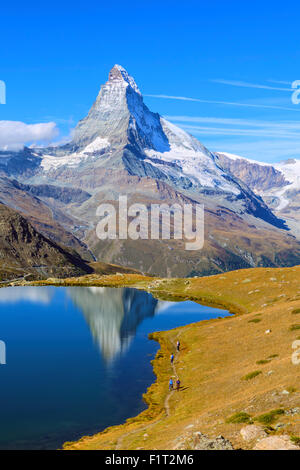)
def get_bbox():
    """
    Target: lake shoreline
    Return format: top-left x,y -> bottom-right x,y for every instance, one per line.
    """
28,272 -> 252,450
7,266 -> 300,450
